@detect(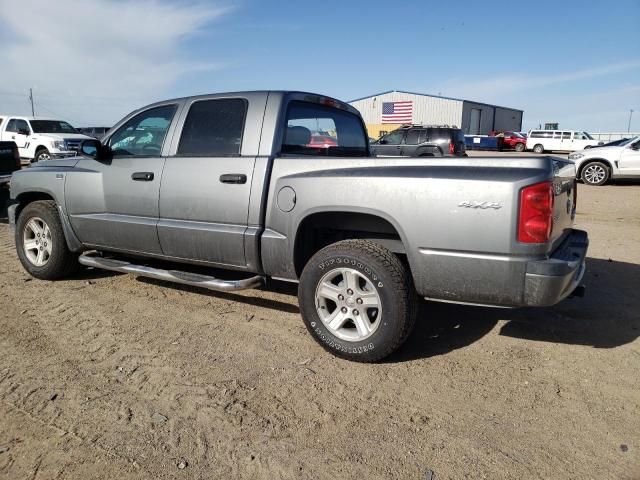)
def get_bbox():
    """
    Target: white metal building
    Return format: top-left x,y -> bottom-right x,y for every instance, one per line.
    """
349,90 -> 523,136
